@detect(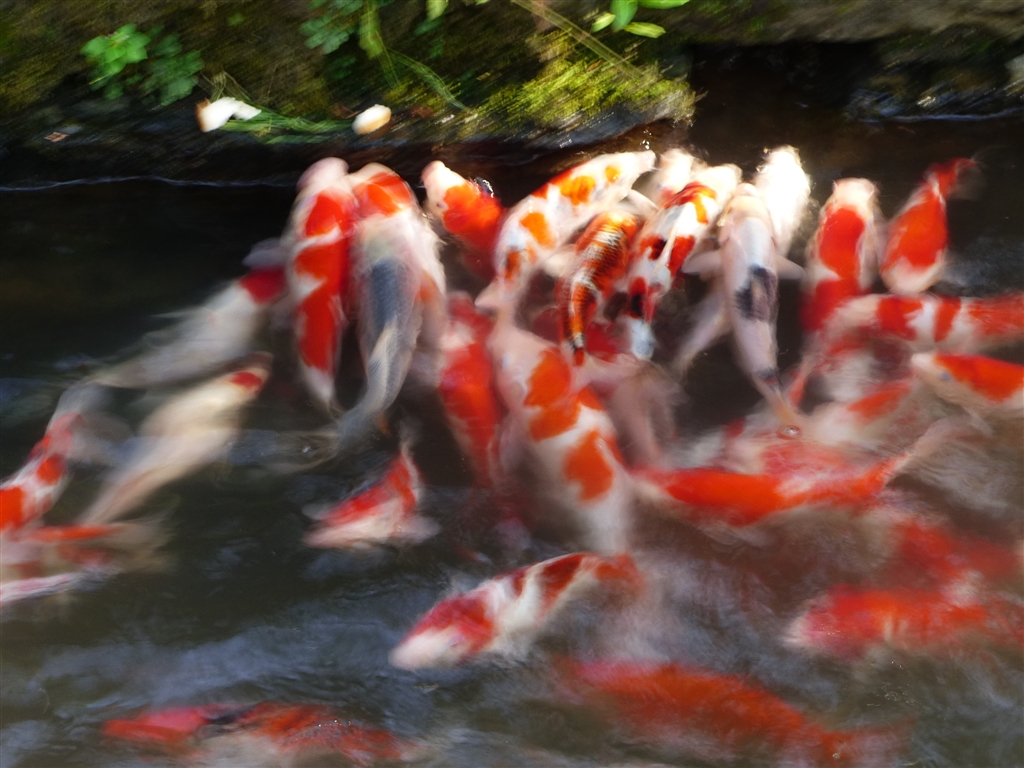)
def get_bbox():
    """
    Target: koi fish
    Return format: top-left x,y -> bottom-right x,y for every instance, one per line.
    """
1,519 -> 166,607
304,439 -> 437,549
871,506 -> 1022,590
669,278 -> 733,378
81,357 -> 271,524
488,317 -> 634,553
389,551 -> 641,668
285,157 -> 356,411
103,702 -> 410,765
786,585 -> 1024,661
800,178 -> 882,338
825,293 -> 1024,354
646,148 -> 702,207
556,210 -> 639,366
911,352 -> 1024,422
716,184 -> 803,430
752,145 -> 811,262
478,151 -> 656,311
421,160 -> 505,281
633,439 -> 920,530
90,267 -> 285,390
623,164 -> 741,359
564,659 -> 903,765
435,293 -> 505,487
880,158 -> 977,294
0,383 -> 110,534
